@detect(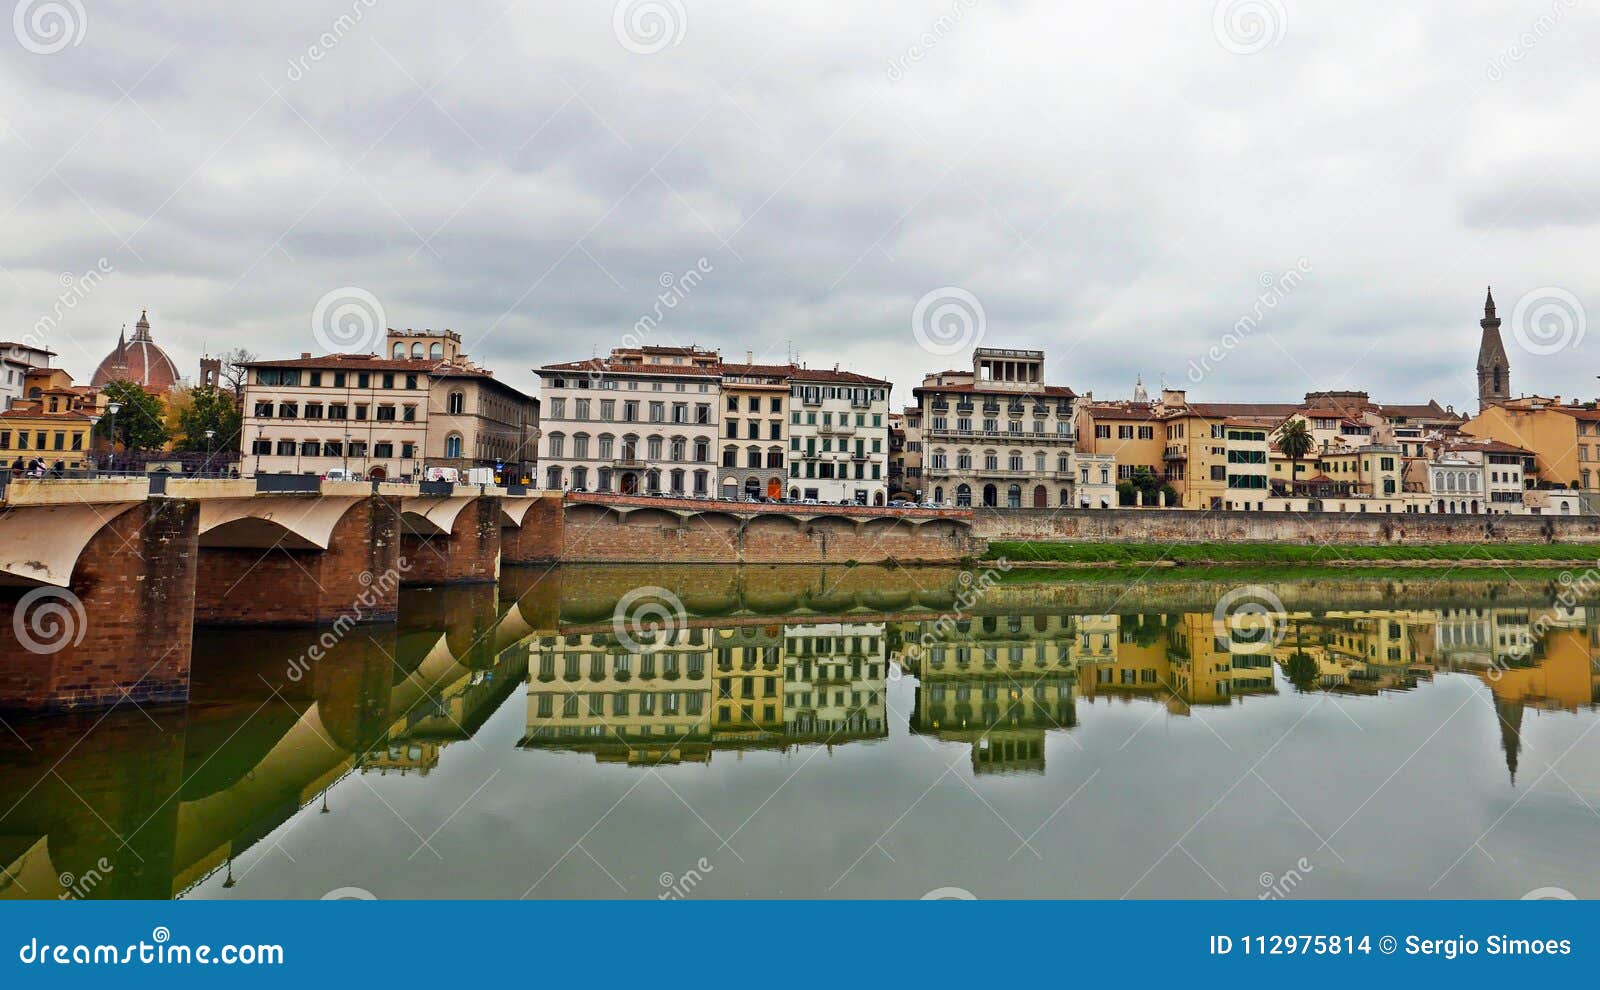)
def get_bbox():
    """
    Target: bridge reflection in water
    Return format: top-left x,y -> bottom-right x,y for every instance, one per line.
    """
1,563 -> 1597,900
